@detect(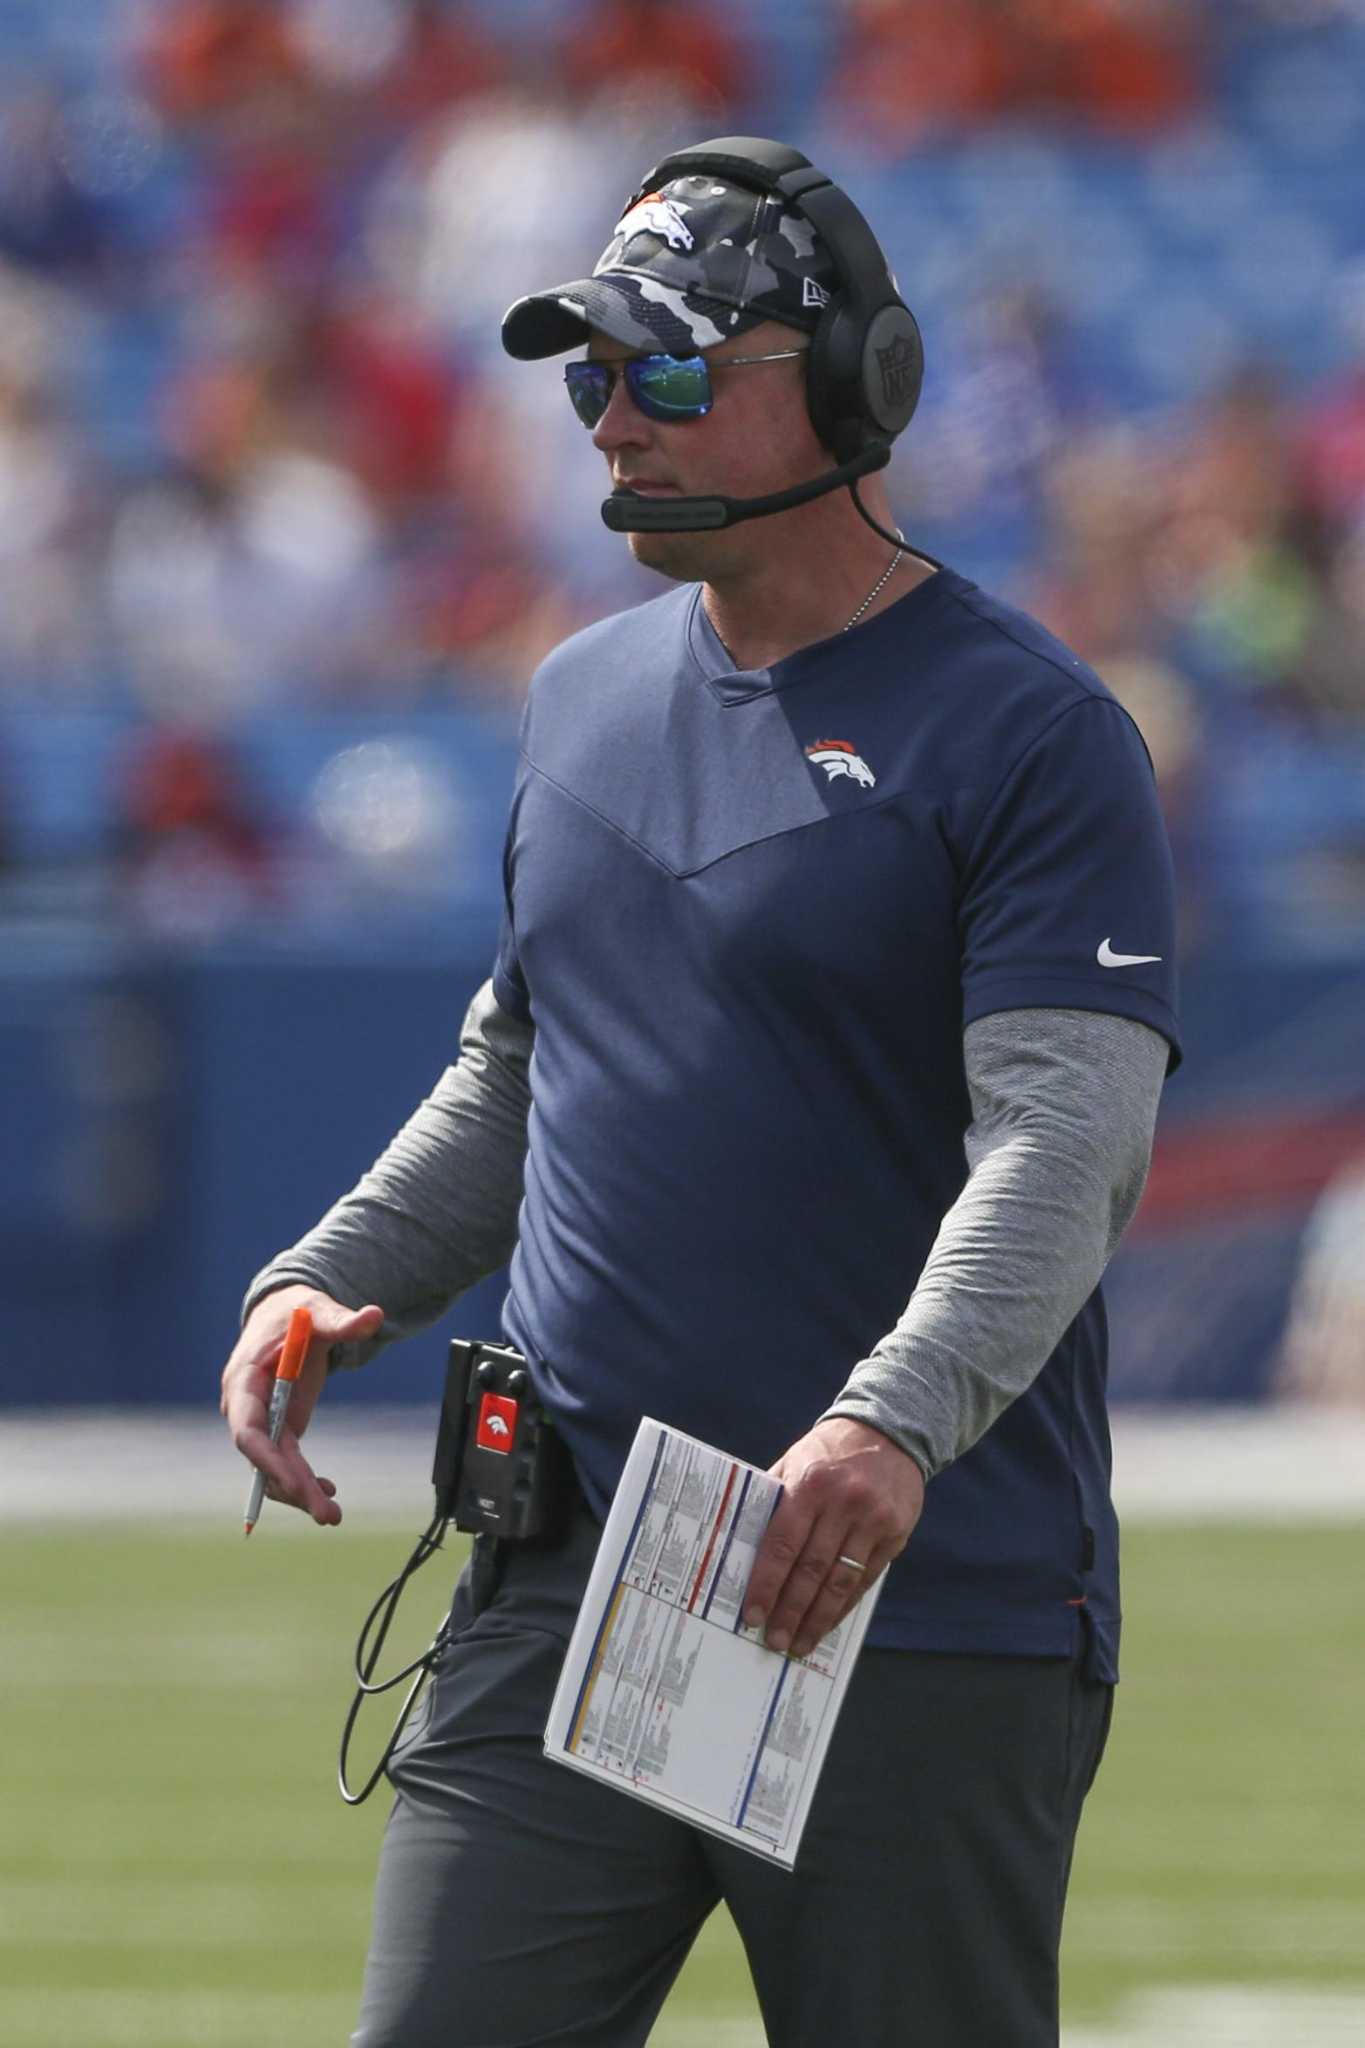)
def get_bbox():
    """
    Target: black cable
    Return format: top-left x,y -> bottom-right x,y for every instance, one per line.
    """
338,1510 -> 452,1806
849,477 -> 944,569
